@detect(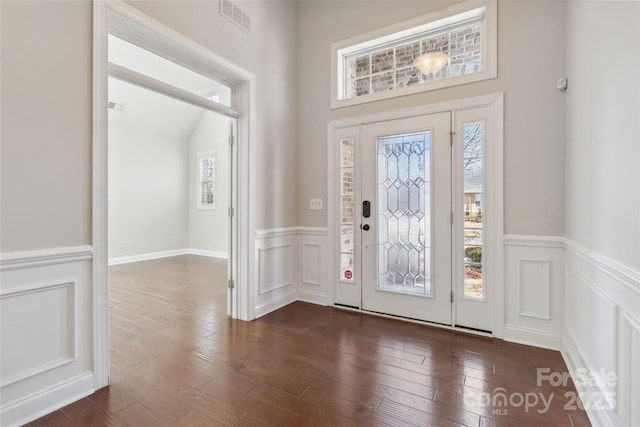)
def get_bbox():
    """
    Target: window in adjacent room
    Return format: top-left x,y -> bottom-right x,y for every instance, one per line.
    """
198,151 -> 216,209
